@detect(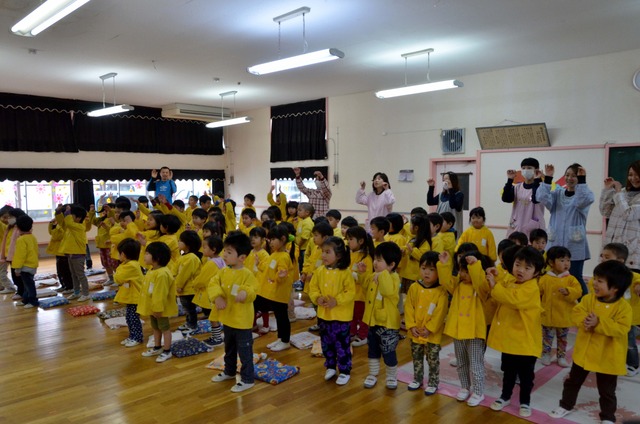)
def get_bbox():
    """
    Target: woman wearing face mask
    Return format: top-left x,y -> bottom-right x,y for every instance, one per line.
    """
293,167 -> 332,218
502,157 -> 546,237
536,163 -> 594,295
356,172 -> 395,231
427,171 -> 464,237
